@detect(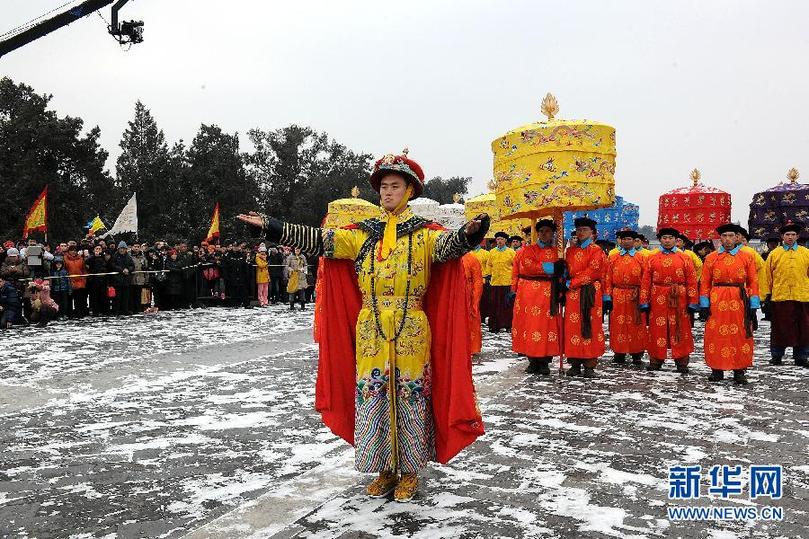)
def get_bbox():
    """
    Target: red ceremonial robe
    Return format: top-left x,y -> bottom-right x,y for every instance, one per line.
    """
314,224 -> 484,465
